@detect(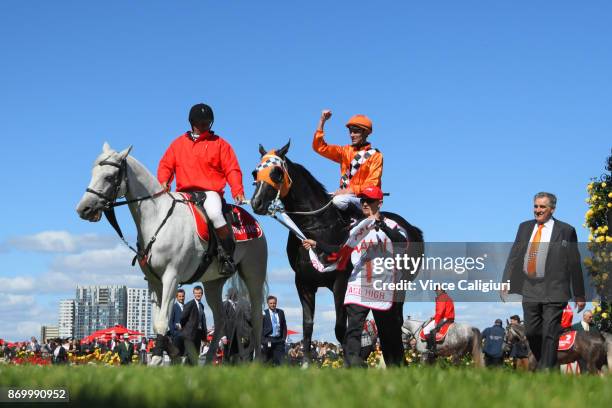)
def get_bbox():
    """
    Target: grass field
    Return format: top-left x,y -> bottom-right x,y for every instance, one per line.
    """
0,365 -> 610,408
